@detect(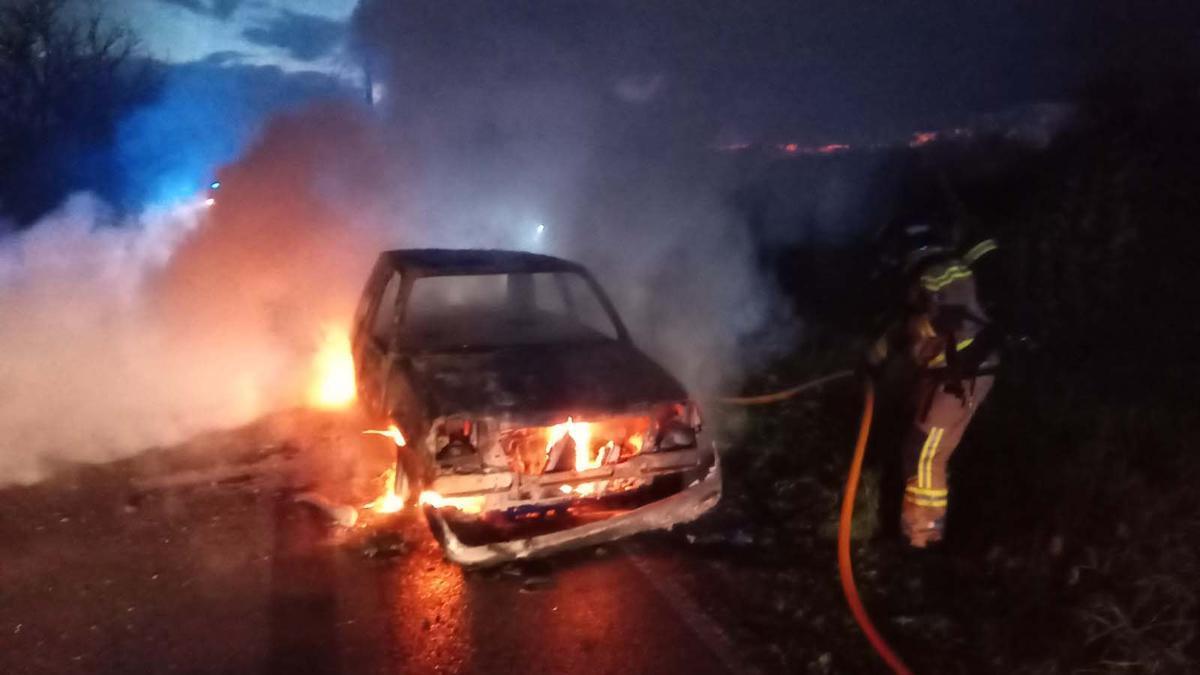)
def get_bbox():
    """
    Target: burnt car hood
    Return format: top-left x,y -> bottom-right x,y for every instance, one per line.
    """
403,341 -> 687,418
